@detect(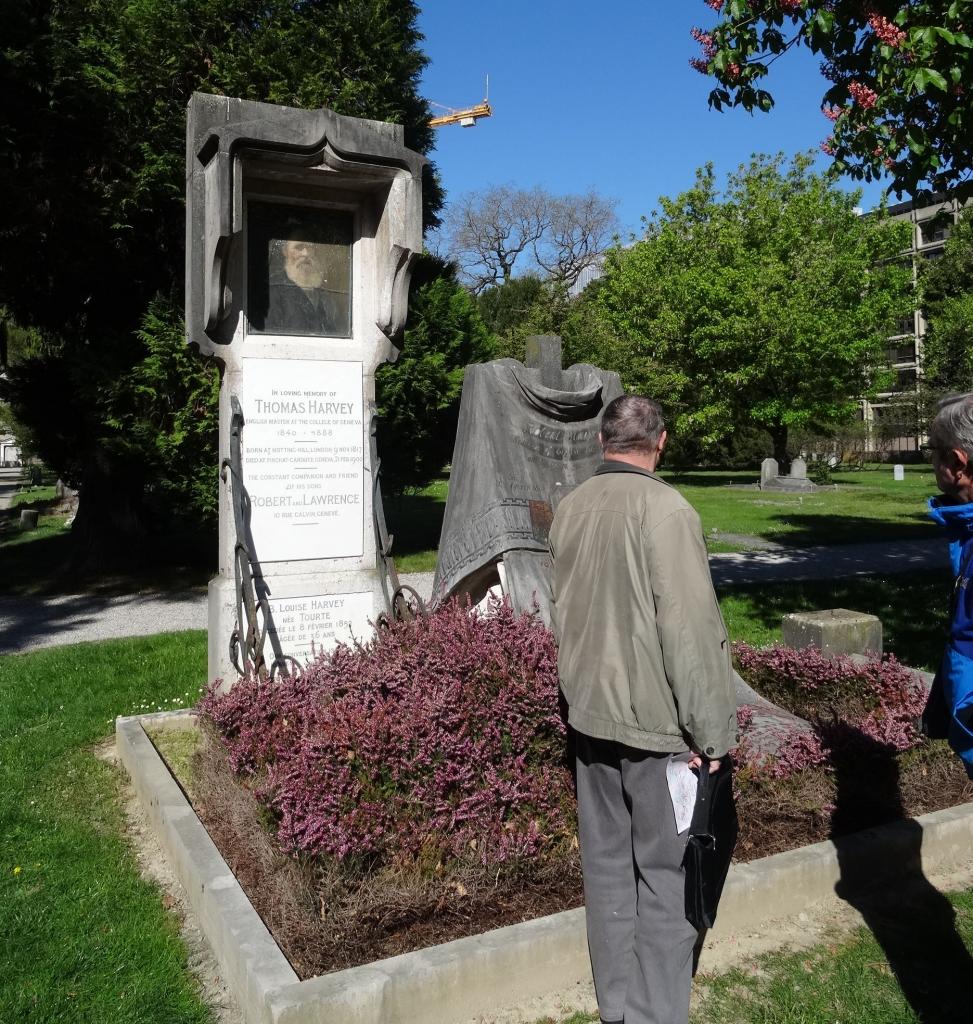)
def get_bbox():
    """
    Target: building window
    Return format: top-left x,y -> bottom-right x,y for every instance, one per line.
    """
919,218 -> 950,246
